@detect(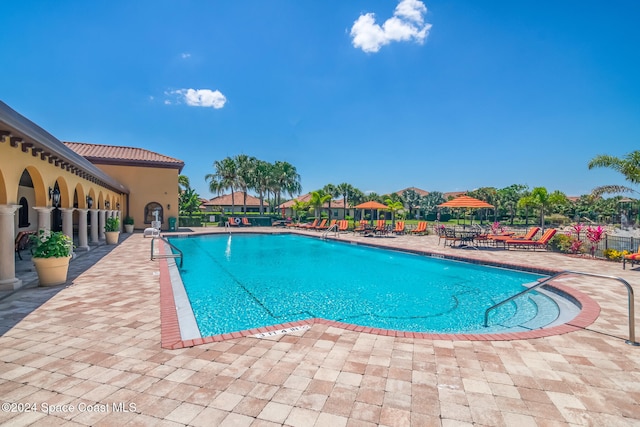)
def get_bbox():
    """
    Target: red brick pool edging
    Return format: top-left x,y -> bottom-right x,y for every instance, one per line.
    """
158,238 -> 601,349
